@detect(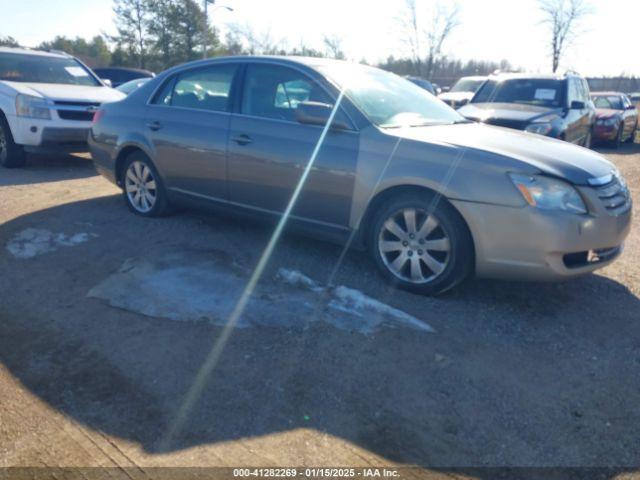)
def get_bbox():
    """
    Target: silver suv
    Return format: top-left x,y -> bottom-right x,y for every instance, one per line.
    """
89,57 -> 632,295
0,47 -> 124,168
